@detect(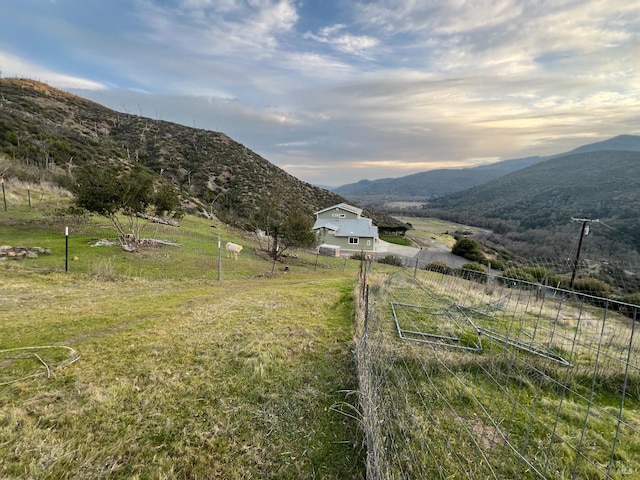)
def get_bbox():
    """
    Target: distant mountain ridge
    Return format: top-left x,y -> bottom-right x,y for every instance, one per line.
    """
423,149 -> 640,261
333,135 -> 640,201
